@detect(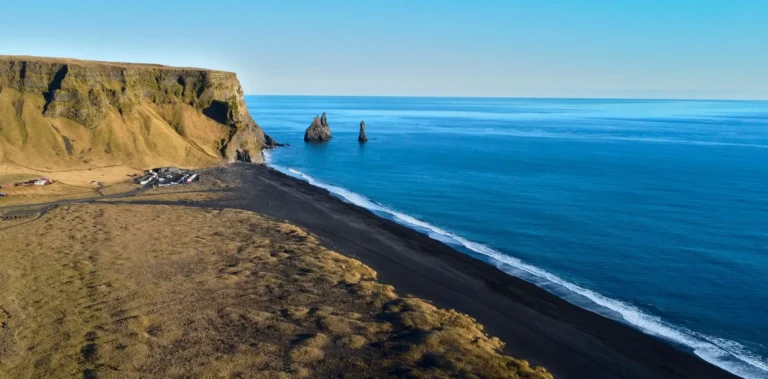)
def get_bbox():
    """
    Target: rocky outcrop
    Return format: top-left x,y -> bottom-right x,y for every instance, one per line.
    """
358,120 -> 368,143
0,55 -> 275,170
304,112 -> 332,142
